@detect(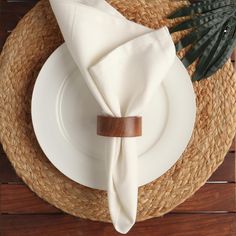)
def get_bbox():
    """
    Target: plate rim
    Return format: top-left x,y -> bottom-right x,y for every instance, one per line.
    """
32,43 -> 196,190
